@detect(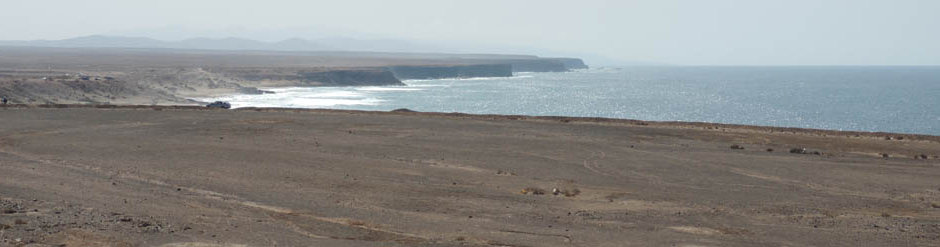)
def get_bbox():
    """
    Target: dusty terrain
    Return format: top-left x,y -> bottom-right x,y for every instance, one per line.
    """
0,105 -> 939,246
